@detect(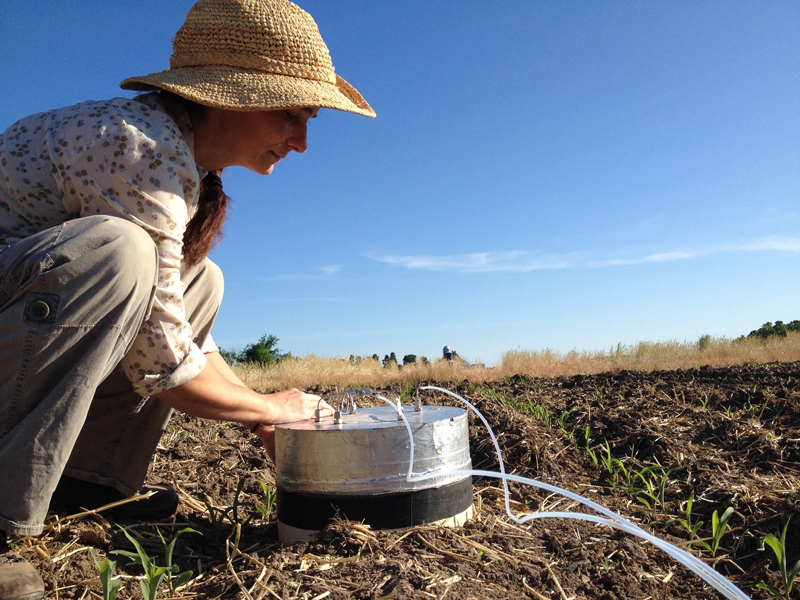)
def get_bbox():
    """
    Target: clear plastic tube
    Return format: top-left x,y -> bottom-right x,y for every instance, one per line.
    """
368,387 -> 749,600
